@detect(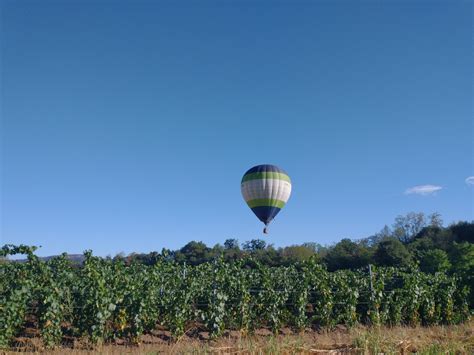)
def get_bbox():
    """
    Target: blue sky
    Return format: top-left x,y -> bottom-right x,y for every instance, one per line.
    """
1,0 -> 473,257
